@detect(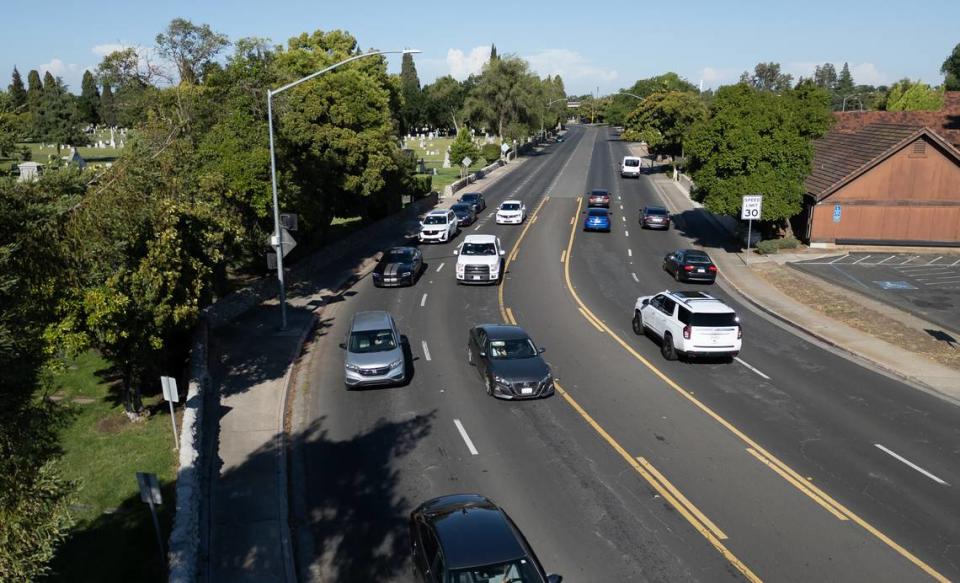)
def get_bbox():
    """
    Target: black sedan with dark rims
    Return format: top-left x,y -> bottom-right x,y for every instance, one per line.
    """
466,325 -> 554,399
372,246 -> 423,287
663,249 -> 717,283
